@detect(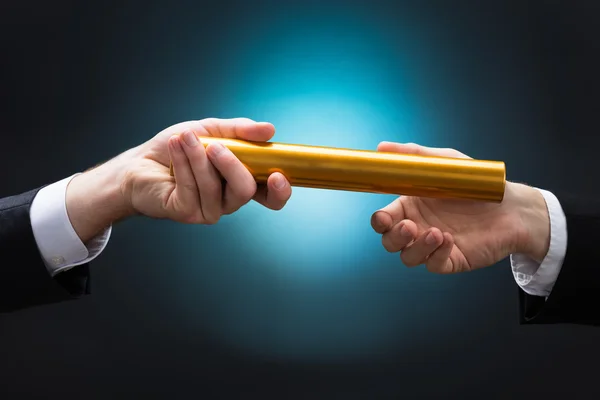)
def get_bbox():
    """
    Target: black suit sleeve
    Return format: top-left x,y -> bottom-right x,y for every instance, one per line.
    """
519,193 -> 600,325
0,187 -> 91,313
